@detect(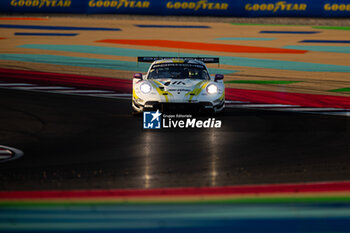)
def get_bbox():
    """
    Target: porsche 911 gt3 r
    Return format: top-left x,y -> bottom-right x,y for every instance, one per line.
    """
132,57 -> 225,114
